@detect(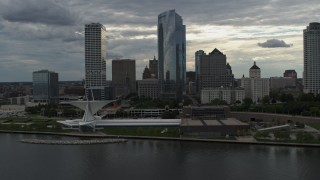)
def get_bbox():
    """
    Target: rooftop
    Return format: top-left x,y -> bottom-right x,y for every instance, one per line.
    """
209,48 -> 223,55
250,61 -> 260,70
